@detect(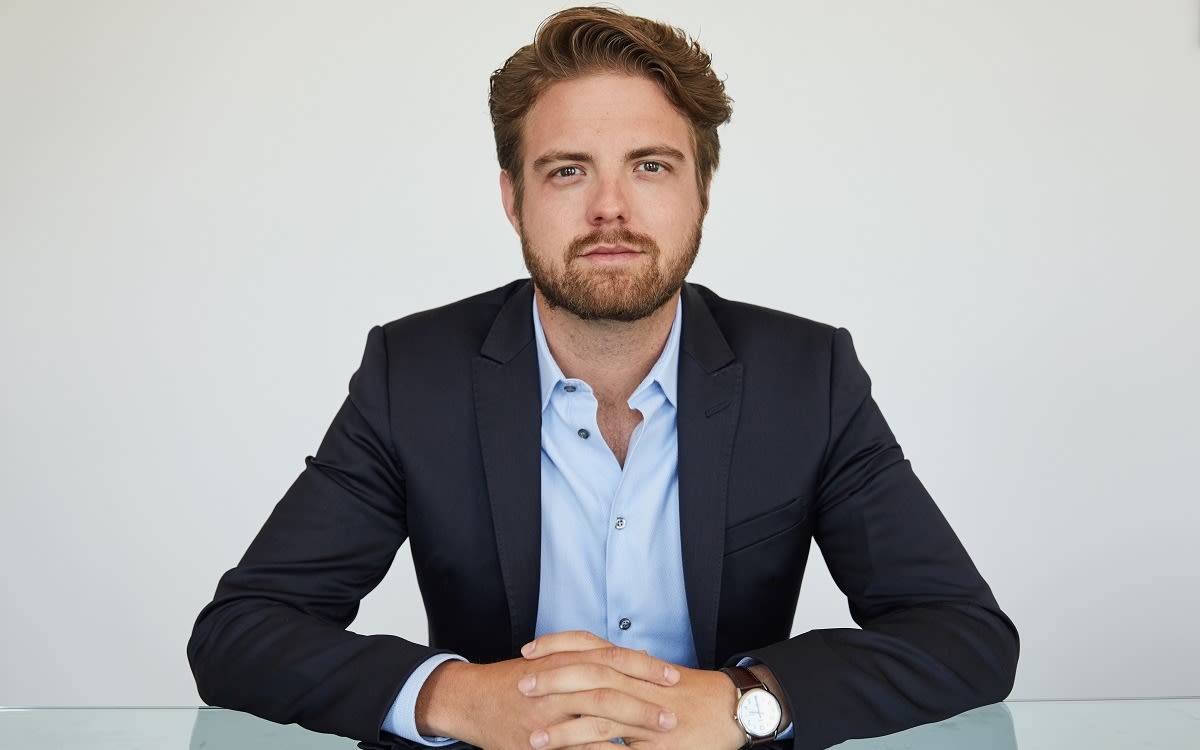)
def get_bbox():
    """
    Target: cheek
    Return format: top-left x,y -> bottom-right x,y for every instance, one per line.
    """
646,182 -> 702,221
520,211 -> 572,254
539,204 -> 583,238
659,196 -> 703,237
